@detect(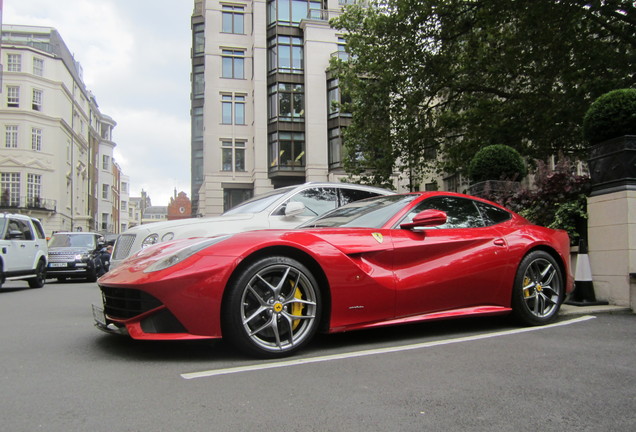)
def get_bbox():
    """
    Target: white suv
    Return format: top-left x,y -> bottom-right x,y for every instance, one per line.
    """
0,213 -> 48,288
111,182 -> 392,268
